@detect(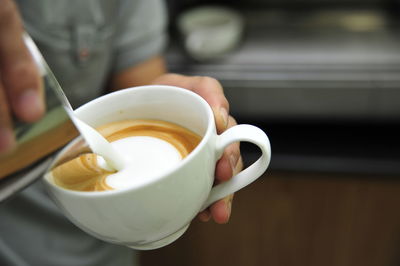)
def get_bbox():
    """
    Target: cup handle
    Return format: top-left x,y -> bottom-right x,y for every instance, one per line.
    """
201,125 -> 271,210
